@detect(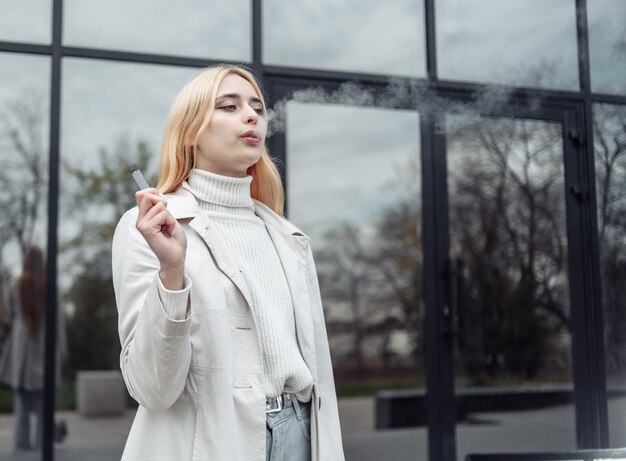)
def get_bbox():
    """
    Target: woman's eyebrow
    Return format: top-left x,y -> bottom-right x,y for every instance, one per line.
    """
216,93 -> 263,105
